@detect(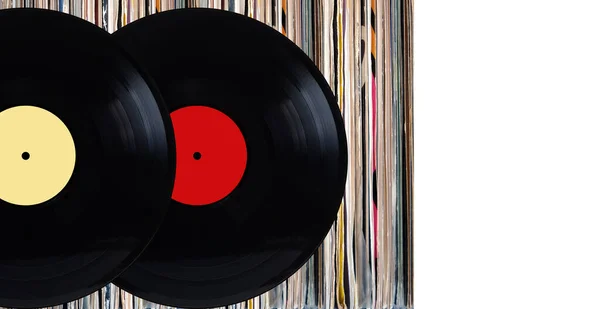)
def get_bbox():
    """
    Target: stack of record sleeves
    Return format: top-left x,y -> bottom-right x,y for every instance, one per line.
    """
0,1 -> 412,309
